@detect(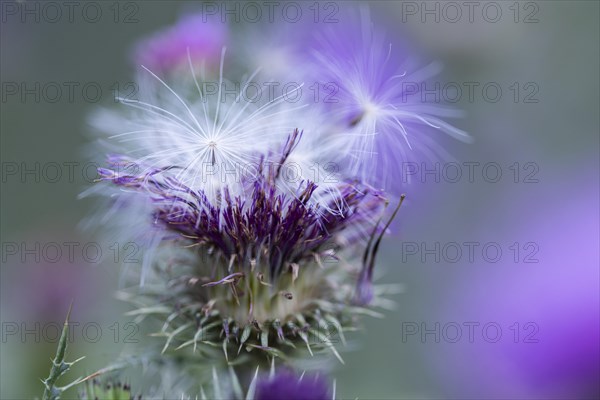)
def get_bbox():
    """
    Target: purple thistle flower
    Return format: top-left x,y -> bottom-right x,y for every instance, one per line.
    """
86,3 -> 444,391
95,130 -> 394,362
255,371 -> 331,400
133,13 -> 227,73
97,130 -> 387,283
